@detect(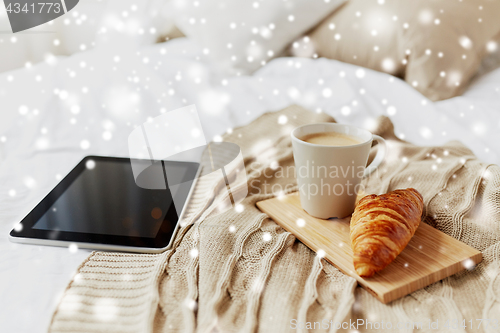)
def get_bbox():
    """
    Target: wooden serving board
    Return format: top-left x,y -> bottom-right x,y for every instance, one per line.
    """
256,192 -> 482,304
